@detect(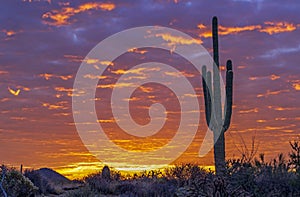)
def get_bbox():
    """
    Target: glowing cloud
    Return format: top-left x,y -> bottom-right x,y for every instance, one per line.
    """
270,74 -> 280,81
260,21 -> 297,35
199,25 -> 261,38
42,2 -> 116,26
8,87 -> 20,96
42,101 -> 69,110
198,21 -> 298,38
257,90 -> 289,98
155,33 -> 203,45
291,80 -> 300,91
239,108 -> 259,114
127,48 -> 148,54
2,30 -> 17,37
218,25 -> 261,36
39,73 -> 73,81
